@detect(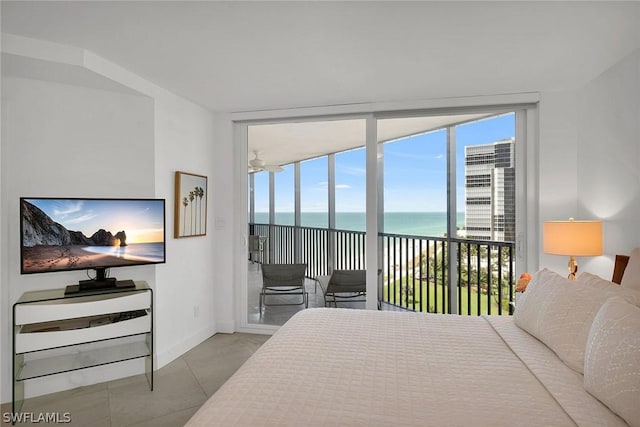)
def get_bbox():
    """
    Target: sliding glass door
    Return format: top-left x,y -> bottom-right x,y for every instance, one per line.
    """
239,104 -> 532,329
376,112 -> 520,315
246,118 -> 367,326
